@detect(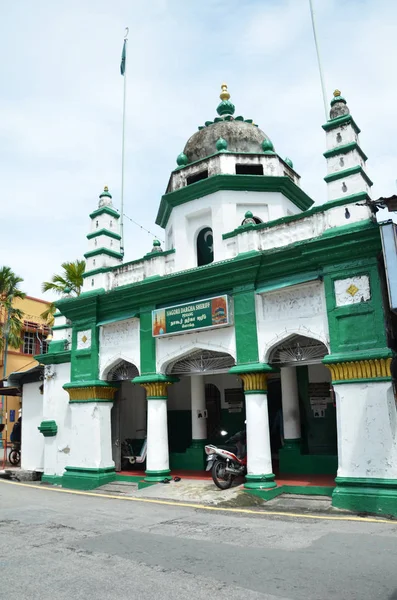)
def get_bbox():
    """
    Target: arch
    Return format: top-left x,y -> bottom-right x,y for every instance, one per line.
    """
101,355 -> 140,381
266,332 -> 329,367
159,340 -> 236,374
197,226 -> 214,266
167,349 -> 235,375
